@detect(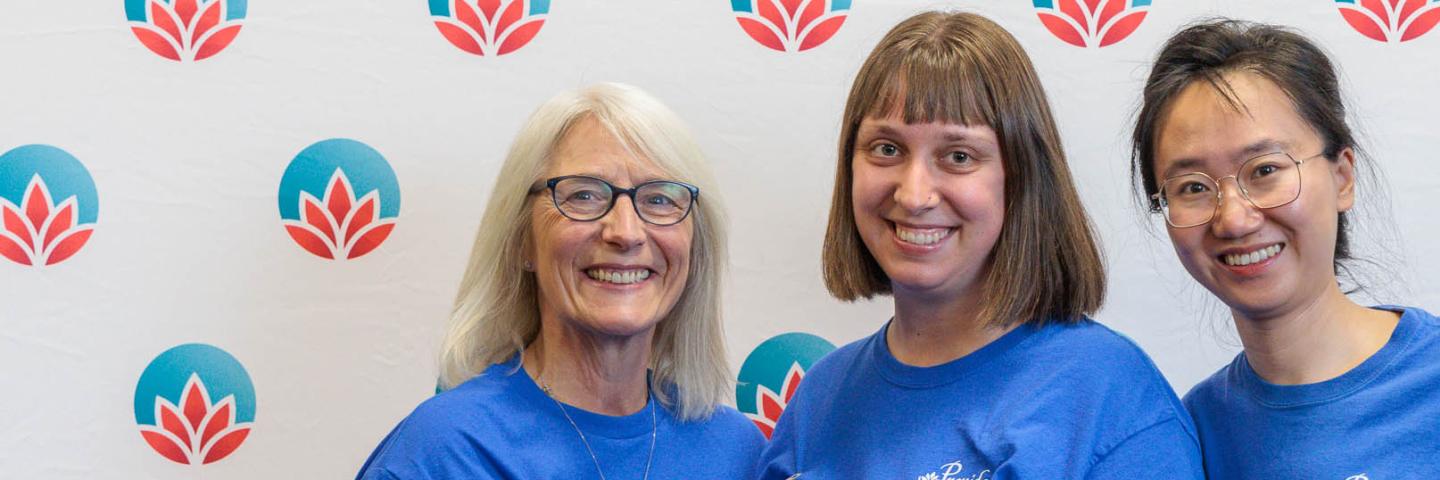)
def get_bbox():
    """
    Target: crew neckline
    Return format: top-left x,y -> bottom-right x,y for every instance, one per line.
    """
872,319 -> 1044,388
1236,305 -> 1417,408
497,355 -> 661,440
